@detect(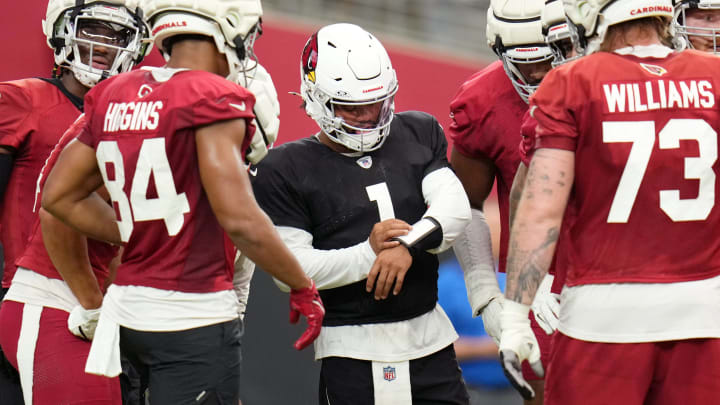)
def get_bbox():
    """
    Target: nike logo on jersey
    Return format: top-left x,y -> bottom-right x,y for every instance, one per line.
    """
230,102 -> 246,112
248,166 -> 258,176
357,156 -> 372,169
